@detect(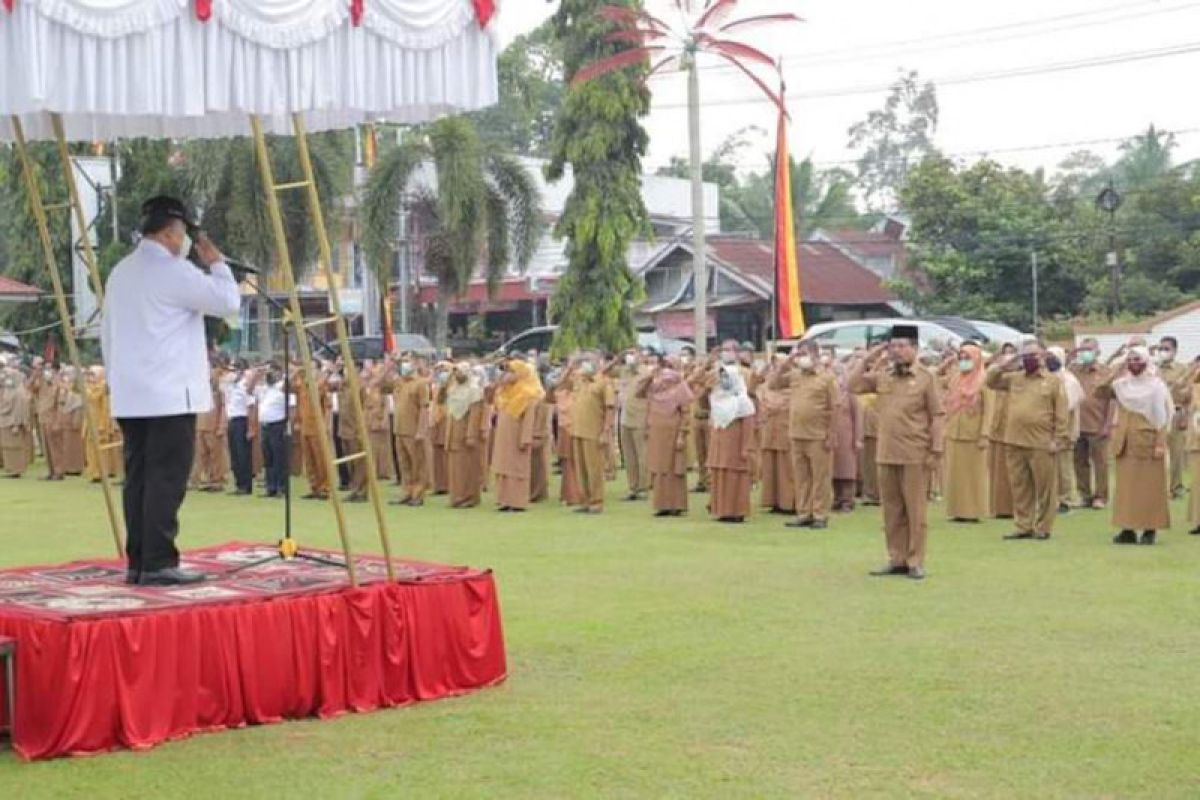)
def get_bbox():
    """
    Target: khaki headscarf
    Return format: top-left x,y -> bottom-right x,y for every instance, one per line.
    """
495,359 -> 545,419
